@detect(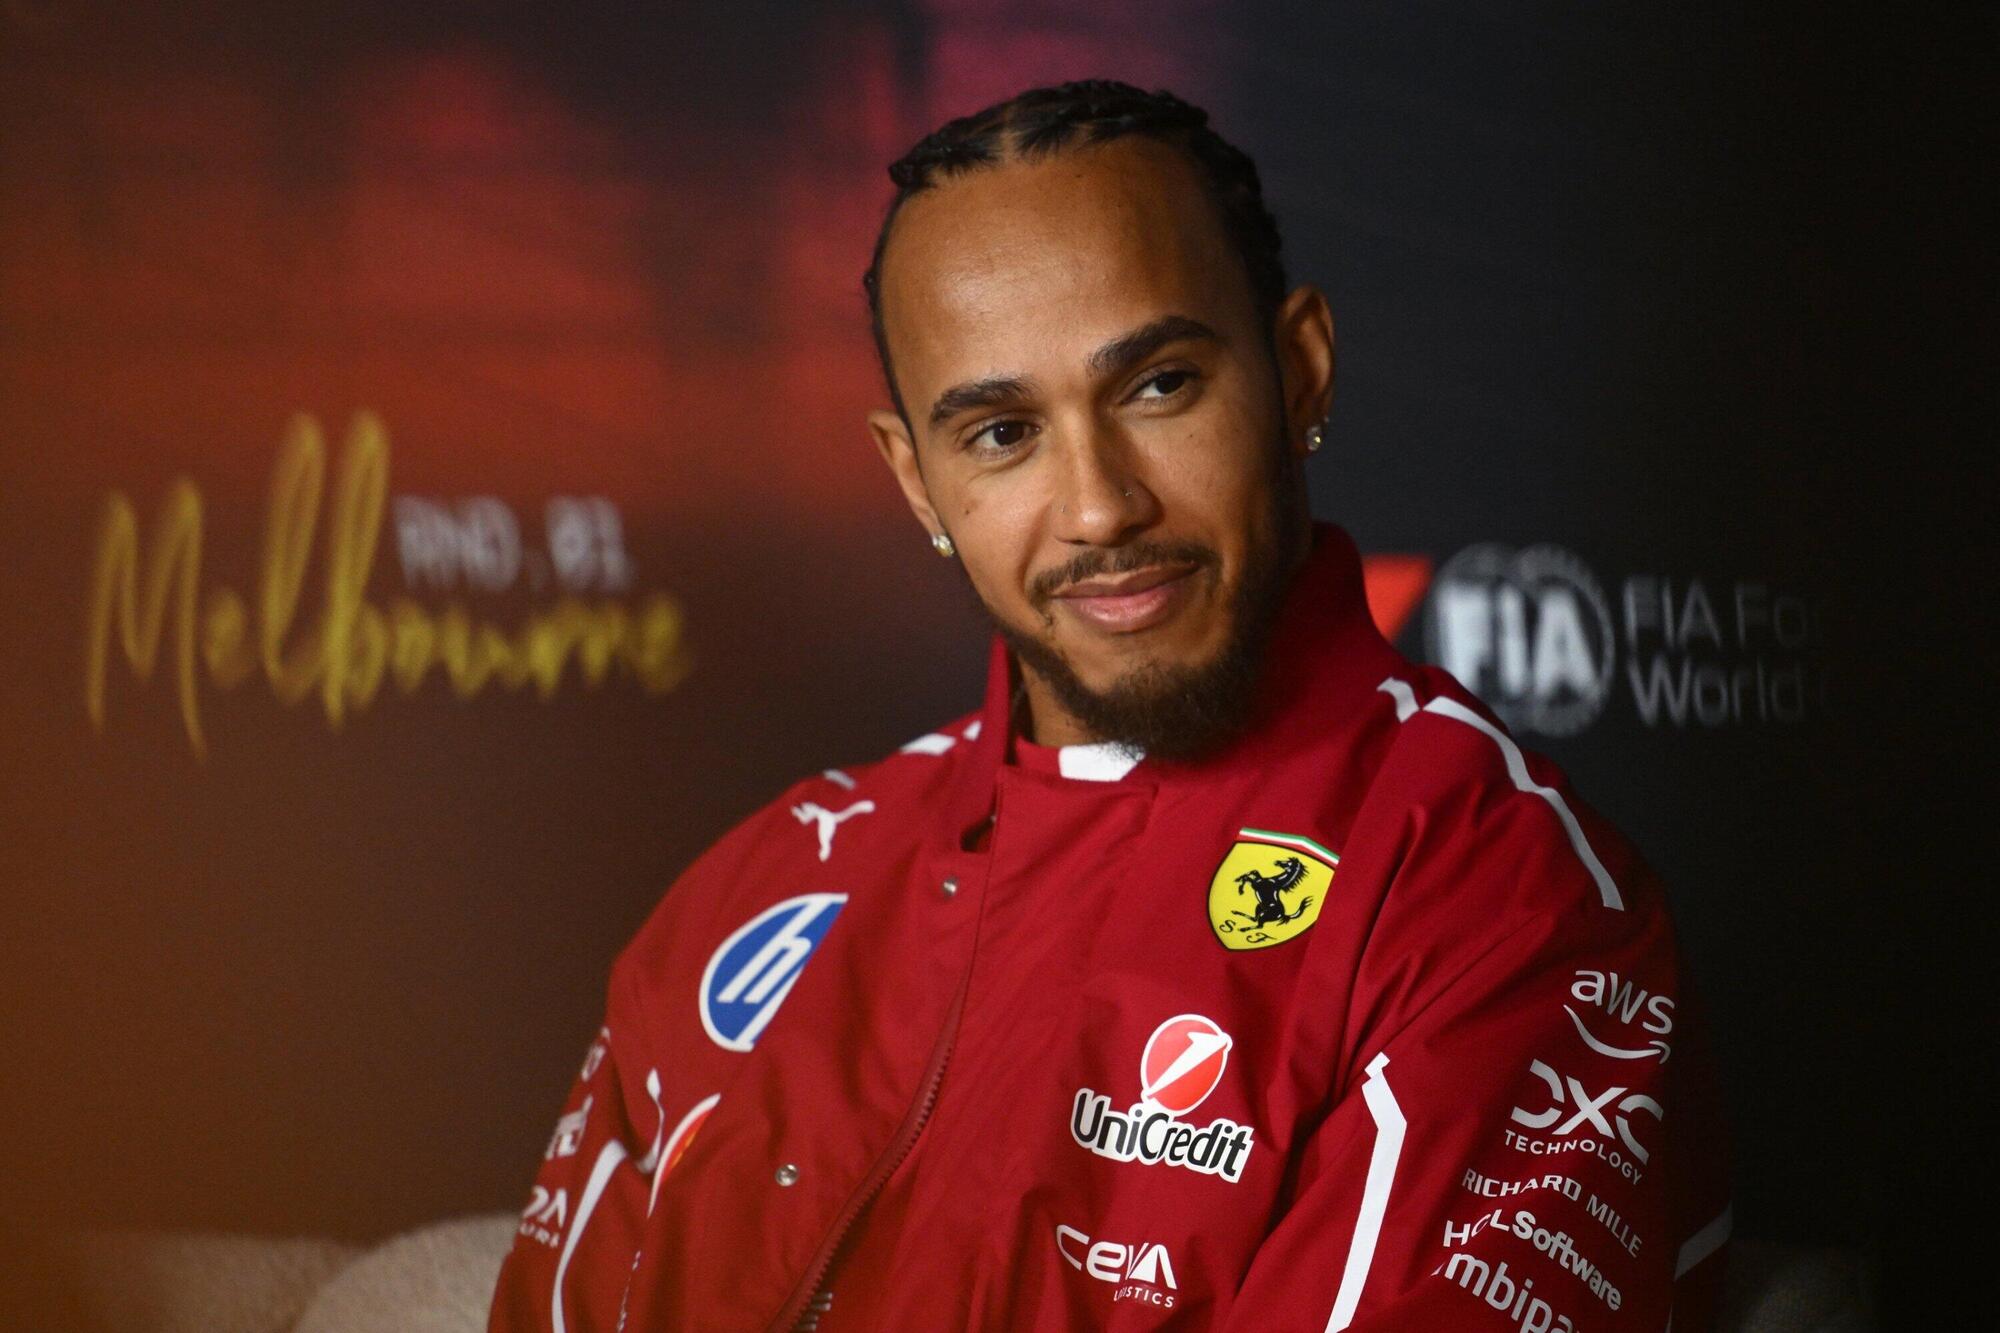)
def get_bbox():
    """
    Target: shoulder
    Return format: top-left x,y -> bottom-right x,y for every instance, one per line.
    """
822,708 -> 990,809
1358,663 -> 1661,924
611,706 -> 986,973
1339,667 -> 1690,1076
